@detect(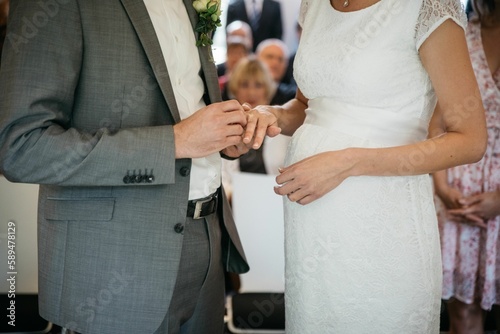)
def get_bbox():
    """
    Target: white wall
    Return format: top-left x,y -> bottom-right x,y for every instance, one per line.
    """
0,177 -> 39,293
